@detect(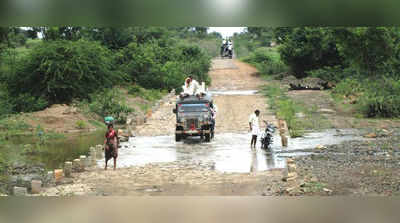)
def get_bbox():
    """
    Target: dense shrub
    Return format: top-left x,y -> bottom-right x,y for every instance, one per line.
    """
332,78 -> 362,97
6,40 -> 124,110
88,88 -> 133,124
358,78 -> 400,118
0,85 -> 12,118
278,27 -> 345,78
119,41 -> 210,91
128,85 -> 165,102
242,47 -> 289,76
